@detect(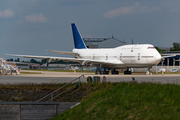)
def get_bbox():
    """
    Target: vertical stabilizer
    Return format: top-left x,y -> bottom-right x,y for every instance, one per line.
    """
71,23 -> 87,49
